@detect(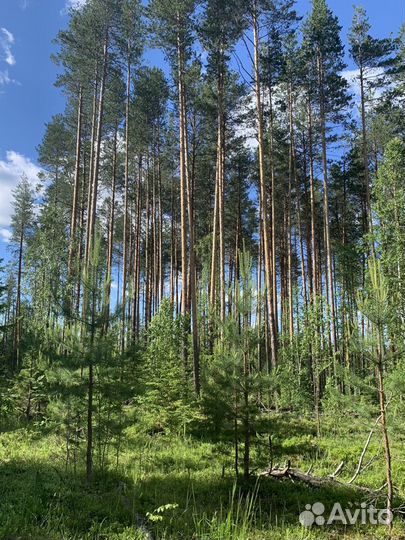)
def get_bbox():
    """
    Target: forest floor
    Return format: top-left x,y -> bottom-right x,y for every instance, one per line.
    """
0,414 -> 404,540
